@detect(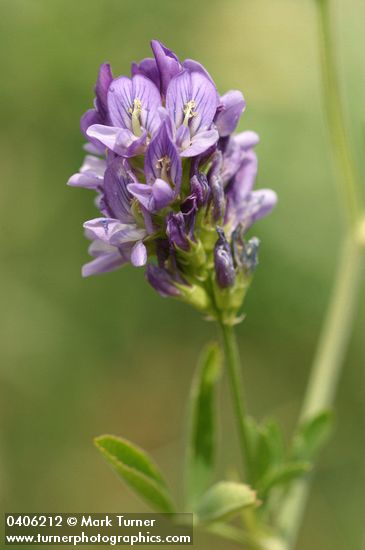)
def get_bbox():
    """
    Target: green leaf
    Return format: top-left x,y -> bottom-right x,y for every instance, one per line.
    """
250,419 -> 285,485
94,435 -> 175,513
185,342 -> 222,506
258,461 -> 311,496
195,481 -> 257,523
292,411 -> 333,461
